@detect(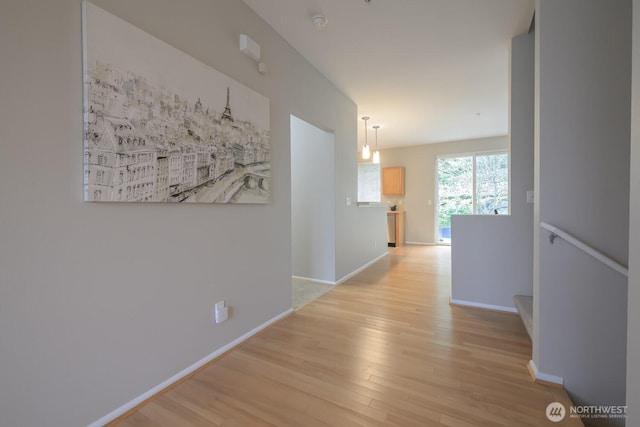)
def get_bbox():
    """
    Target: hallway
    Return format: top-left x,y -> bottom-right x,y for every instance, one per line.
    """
114,246 -> 579,426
